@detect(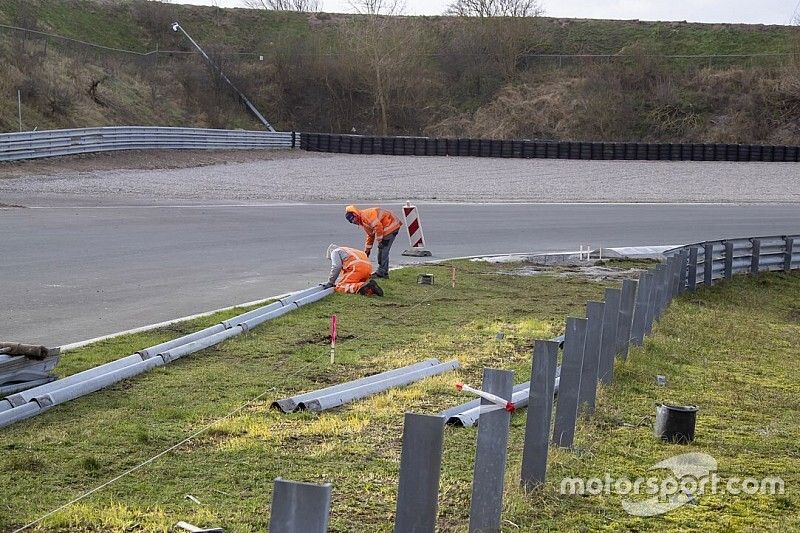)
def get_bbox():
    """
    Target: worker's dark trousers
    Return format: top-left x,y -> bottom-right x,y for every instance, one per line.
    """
377,231 -> 399,277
